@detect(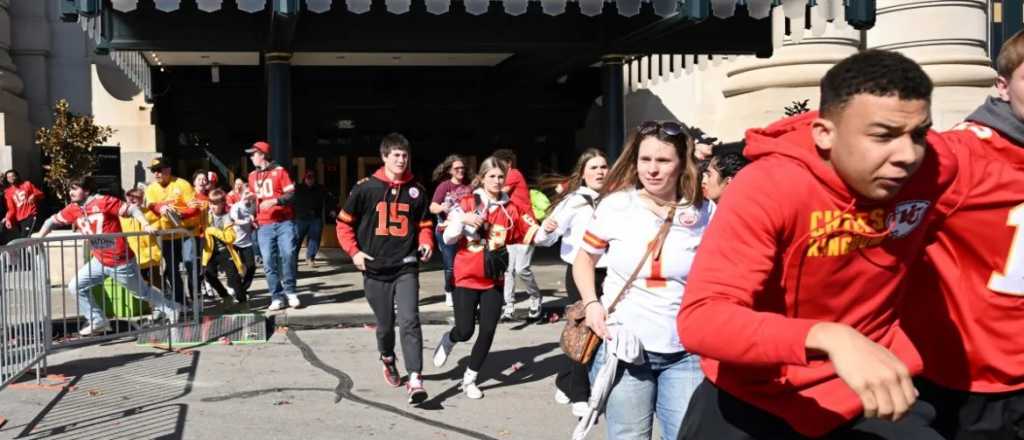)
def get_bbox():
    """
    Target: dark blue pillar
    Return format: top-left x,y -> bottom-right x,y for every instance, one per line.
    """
266,52 -> 292,167
602,56 -> 625,162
